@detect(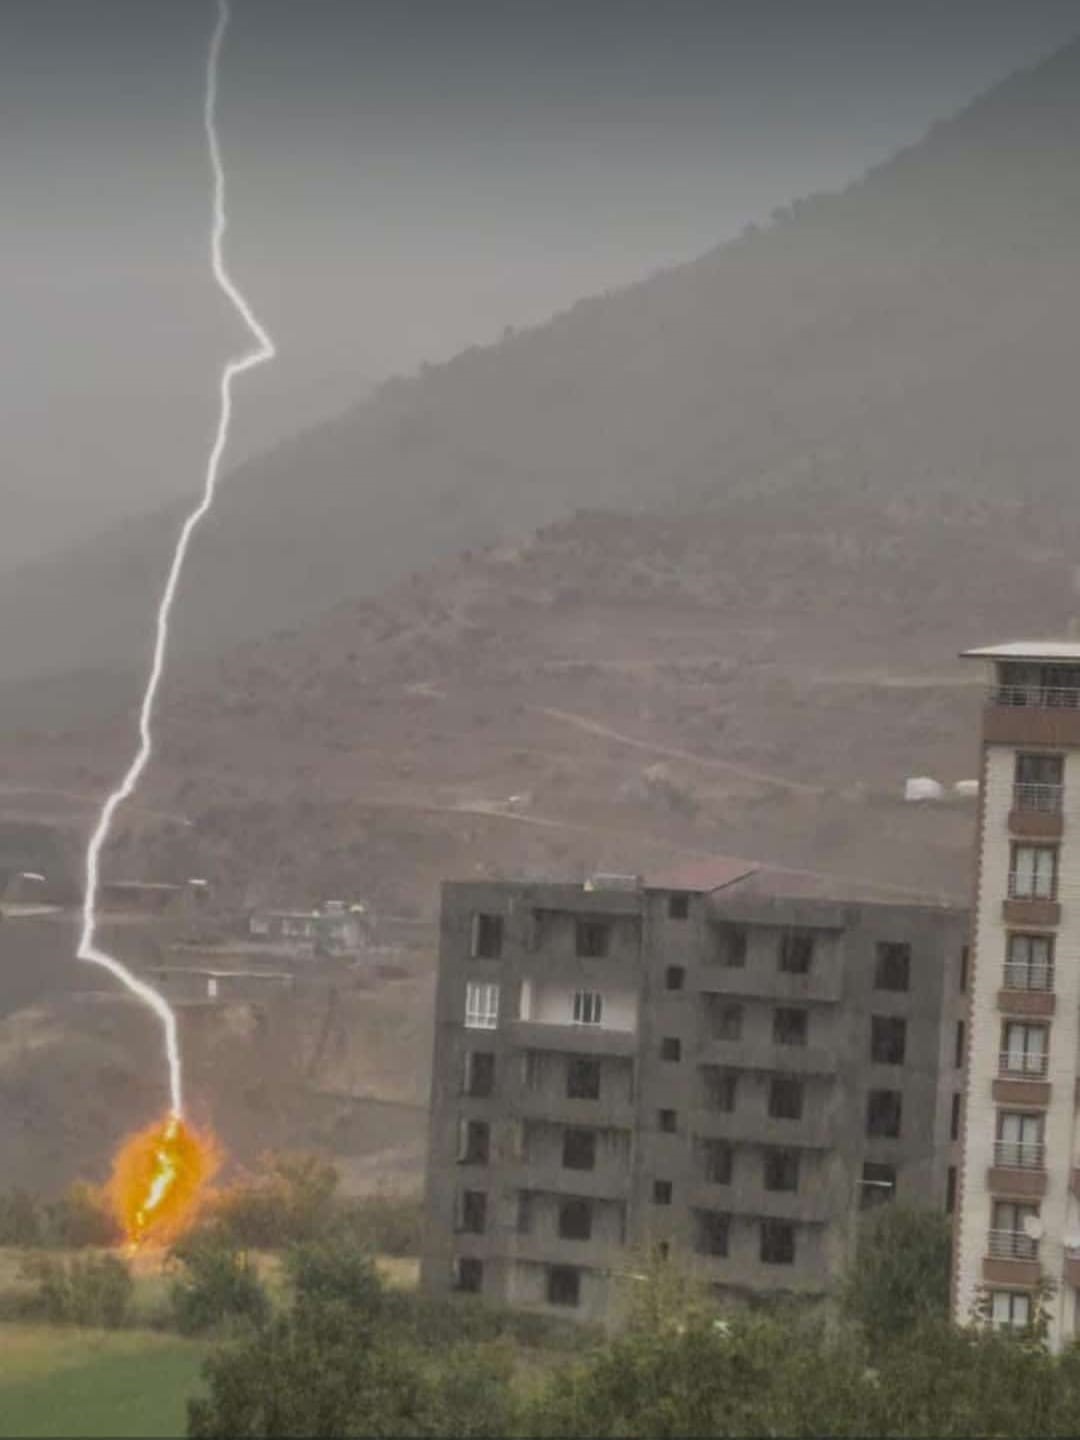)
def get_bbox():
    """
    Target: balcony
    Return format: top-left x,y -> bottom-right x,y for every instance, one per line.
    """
1010,784 -> 1064,839
983,1225 -> 1040,1287
696,1039 -> 837,1076
1002,878 -> 1060,928
987,1228 -> 1038,1261
988,1141 -> 1047,1197
997,980 -> 1055,1019
1002,960 -> 1055,994
507,1085 -> 636,1131
993,1049 -> 1051,1106
690,1106 -> 835,1150
508,1020 -> 637,1058
986,687 -> 1080,747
